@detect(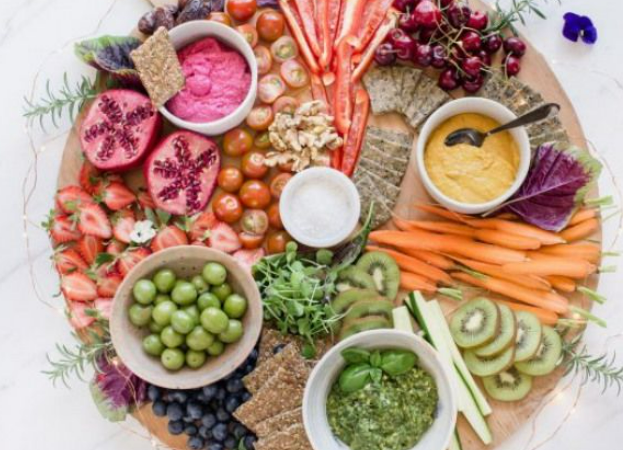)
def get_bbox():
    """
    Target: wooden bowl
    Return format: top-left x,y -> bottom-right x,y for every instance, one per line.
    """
110,246 -> 263,389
